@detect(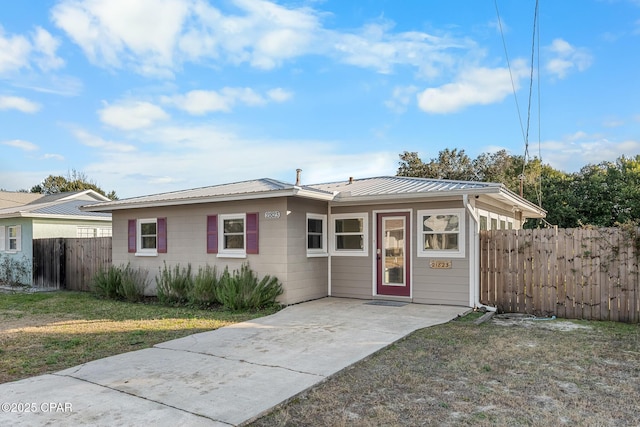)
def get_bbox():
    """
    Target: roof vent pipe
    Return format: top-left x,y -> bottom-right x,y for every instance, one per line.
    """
295,169 -> 302,186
